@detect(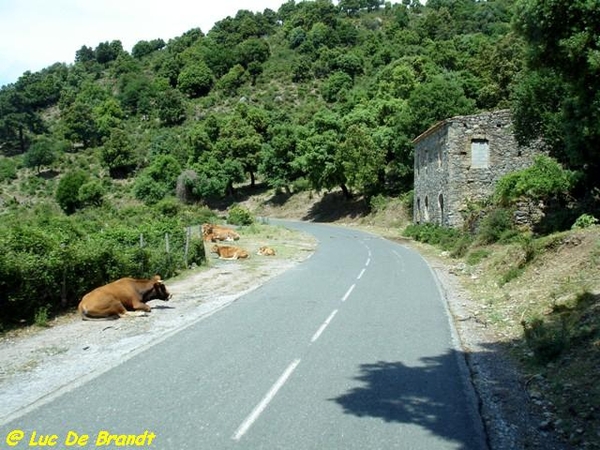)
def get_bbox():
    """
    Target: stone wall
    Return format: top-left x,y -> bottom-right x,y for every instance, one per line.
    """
413,109 -> 542,228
